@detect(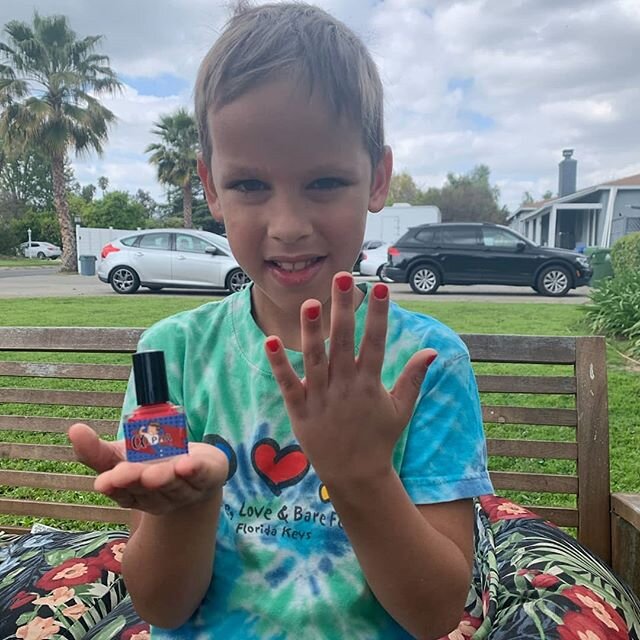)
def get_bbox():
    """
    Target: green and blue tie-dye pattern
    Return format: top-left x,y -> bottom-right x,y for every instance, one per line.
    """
119,284 -> 493,639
